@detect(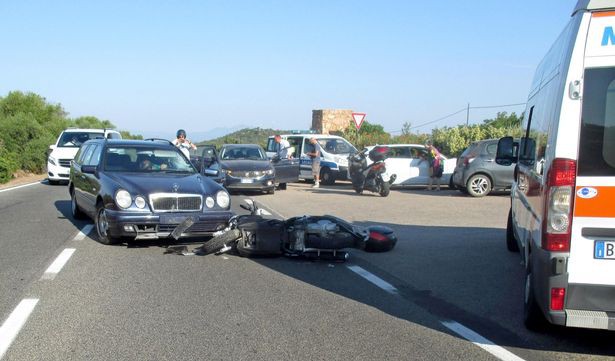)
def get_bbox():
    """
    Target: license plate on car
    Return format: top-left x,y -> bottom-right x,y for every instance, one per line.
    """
240,178 -> 254,183
594,240 -> 615,259
160,214 -> 188,224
